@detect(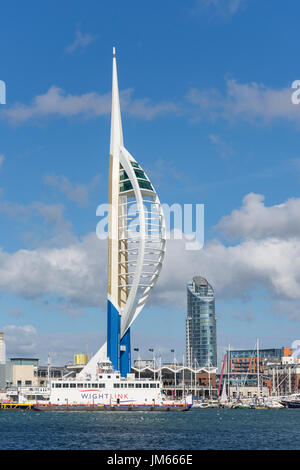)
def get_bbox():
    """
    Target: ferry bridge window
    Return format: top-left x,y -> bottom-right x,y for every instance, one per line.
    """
55,384 -> 61,388
136,384 -> 142,388
92,384 -> 98,388
143,384 -> 149,388
70,383 -> 76,388
63,383 -> 69,388
114,383 -> 120,388
128,384 -> 134,388
150,384 -> 156,388
99,384 -> 105,388
77,384 -> 83,388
